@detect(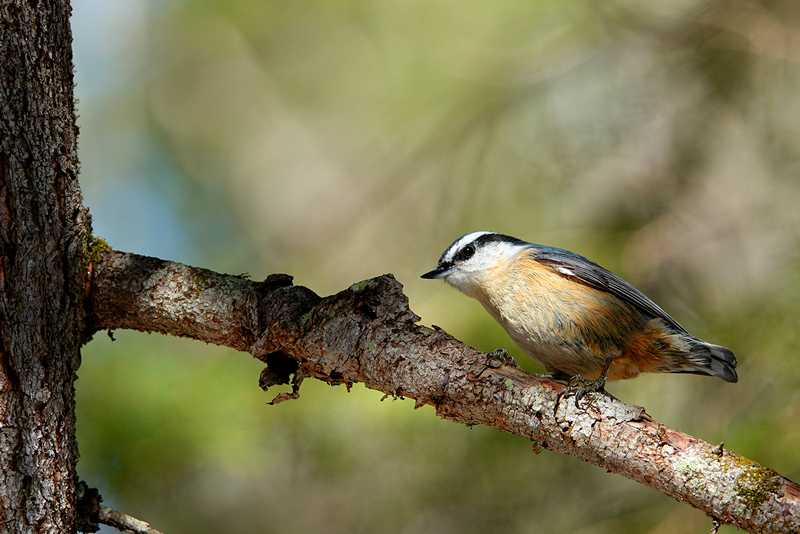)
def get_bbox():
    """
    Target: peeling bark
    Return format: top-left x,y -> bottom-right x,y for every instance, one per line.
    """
87,250 -> 800,534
